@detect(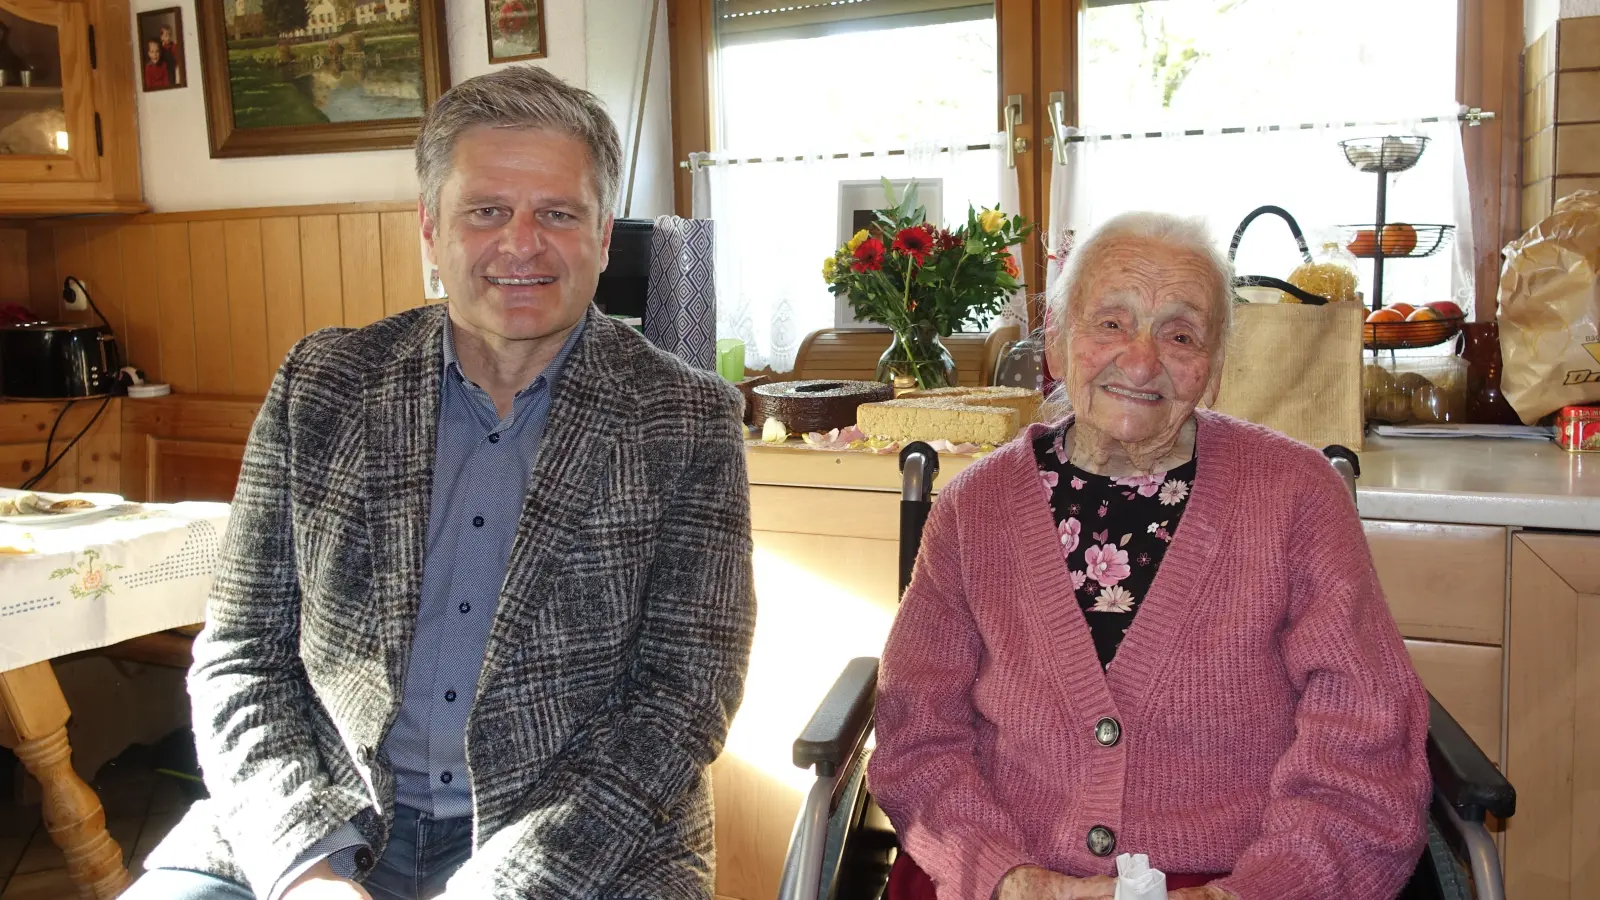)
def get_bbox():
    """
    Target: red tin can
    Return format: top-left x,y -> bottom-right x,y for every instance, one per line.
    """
1555,405 -> 1600,452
